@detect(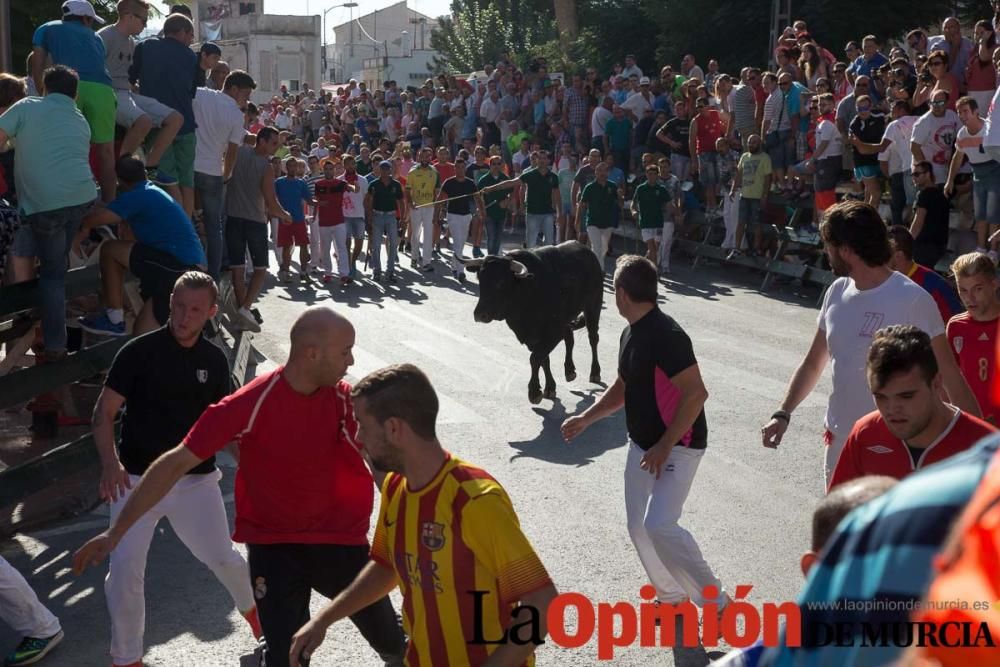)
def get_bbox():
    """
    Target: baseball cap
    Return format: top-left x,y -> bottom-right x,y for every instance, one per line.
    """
639,76 -> 651,85
62,0 -> 105,23
378,160 -> 393,170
